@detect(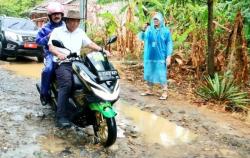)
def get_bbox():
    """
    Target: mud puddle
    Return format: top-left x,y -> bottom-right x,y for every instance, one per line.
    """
1,59 -> 42,79
38,133 -> 79,154
115,100 -> 197,147
36,99 -> 197,155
